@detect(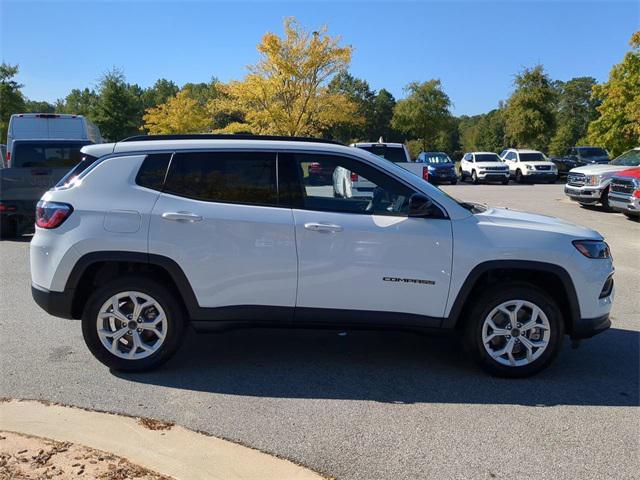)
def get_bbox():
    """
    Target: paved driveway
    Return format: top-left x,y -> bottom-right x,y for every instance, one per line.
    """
1,184 -> 638,480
